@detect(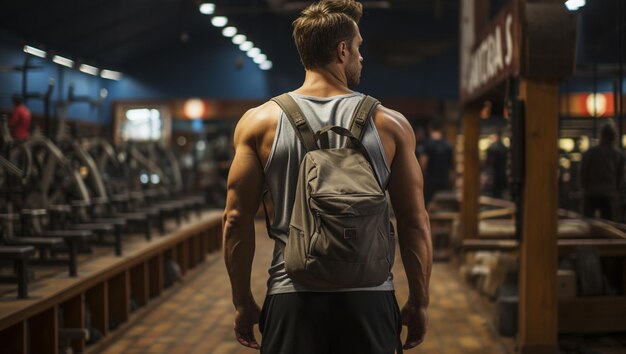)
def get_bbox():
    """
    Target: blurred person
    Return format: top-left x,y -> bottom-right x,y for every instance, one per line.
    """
9,95 -> 31,140
579,120 -> 625,221
223,1 -> 432,353
419,122 -> 453,204
485,131 -> 508,198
